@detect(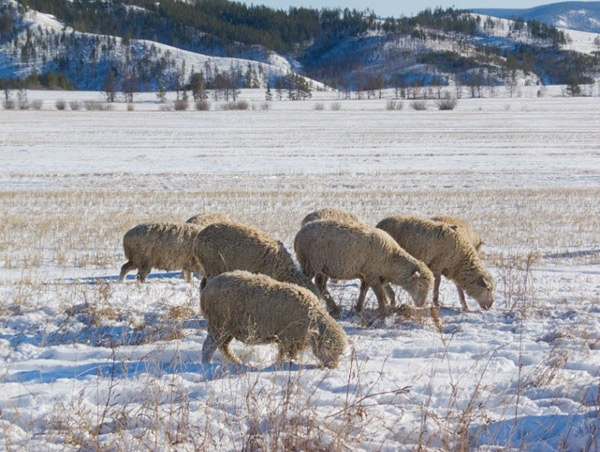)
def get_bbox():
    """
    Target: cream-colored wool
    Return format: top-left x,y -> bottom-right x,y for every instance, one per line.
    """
194,221 -> 320,298
294,220 -> 433,316
431,215 -> 483,252
186,213 -> 229,227
119,222 -> 203,283
201,270 -> 347,368
376,215 -> 494,310
301,208 -> 364,227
